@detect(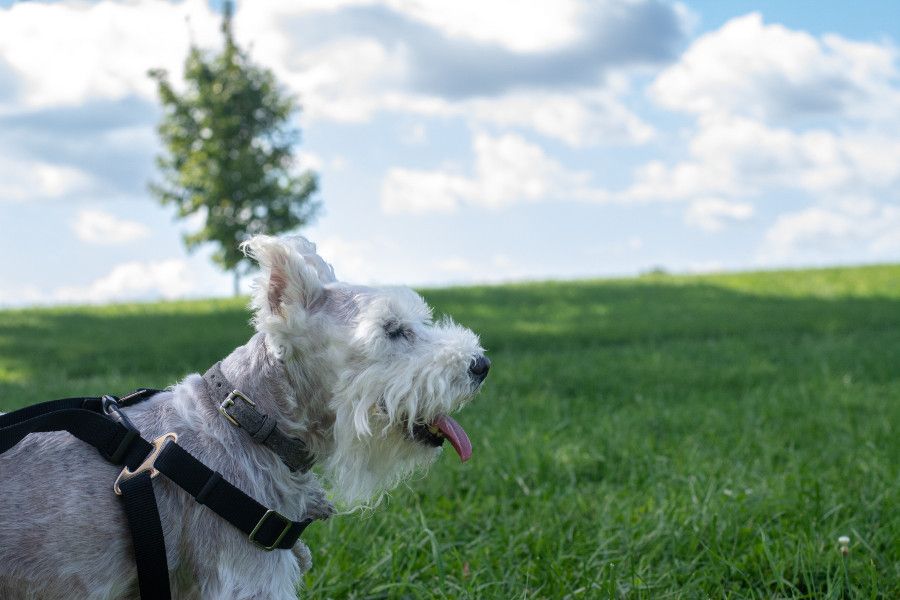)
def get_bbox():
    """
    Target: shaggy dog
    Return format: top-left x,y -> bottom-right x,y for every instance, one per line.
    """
0,235 -> 489,599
